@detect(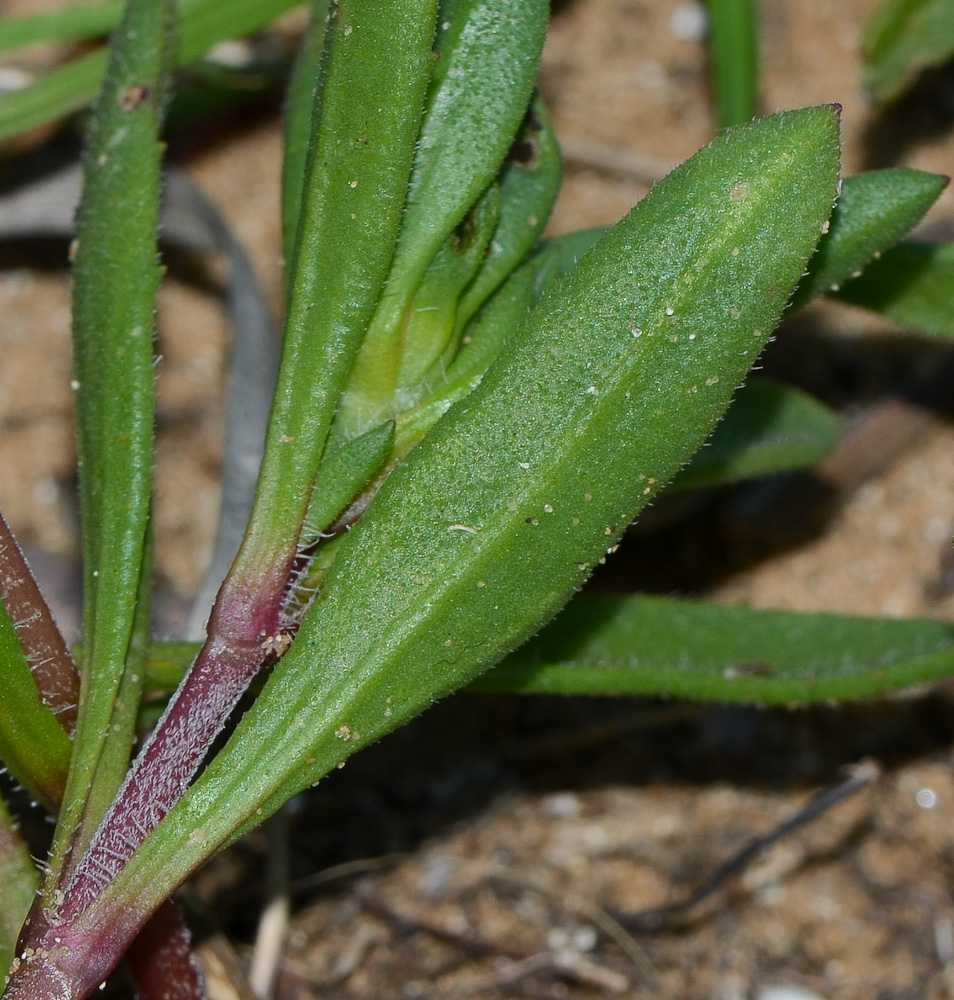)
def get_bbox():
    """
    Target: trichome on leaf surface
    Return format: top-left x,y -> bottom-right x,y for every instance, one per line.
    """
0,0 -> 952,998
